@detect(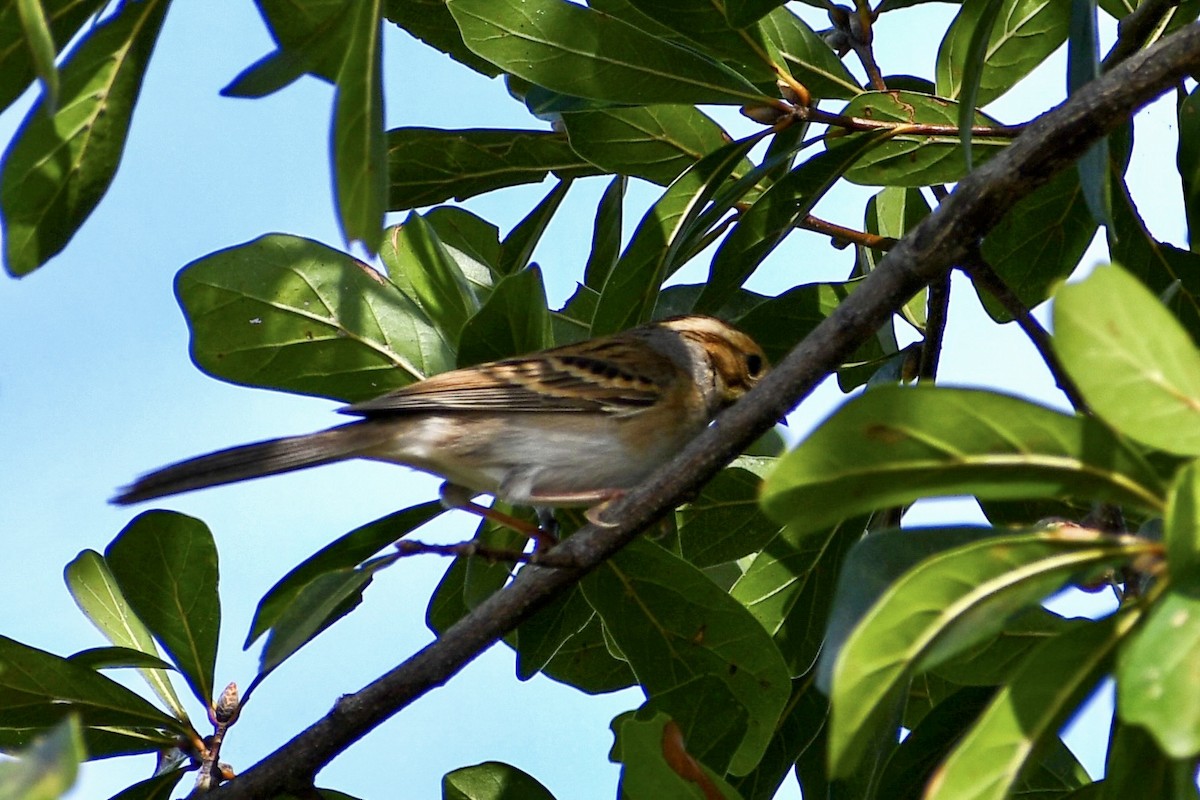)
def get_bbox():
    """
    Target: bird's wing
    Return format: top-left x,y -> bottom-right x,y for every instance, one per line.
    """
340,334 -> 674,416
